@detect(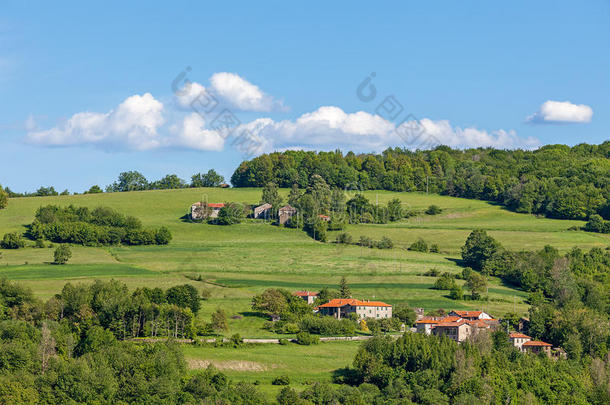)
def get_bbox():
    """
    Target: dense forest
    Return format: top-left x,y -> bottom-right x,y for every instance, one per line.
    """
231,143 -> 610,223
